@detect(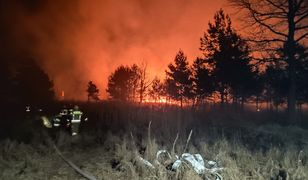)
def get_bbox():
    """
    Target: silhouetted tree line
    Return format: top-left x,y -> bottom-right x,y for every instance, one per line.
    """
228,0 -> 308,122
106,63 -> 151,103
0,57 -> 55,106
106,9 -> 308,119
